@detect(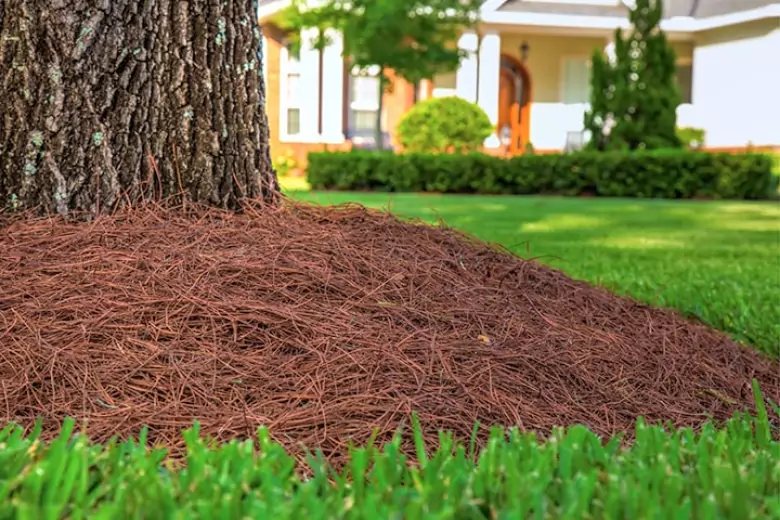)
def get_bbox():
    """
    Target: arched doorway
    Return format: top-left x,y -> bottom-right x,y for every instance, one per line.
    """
498,54 -> 532,154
